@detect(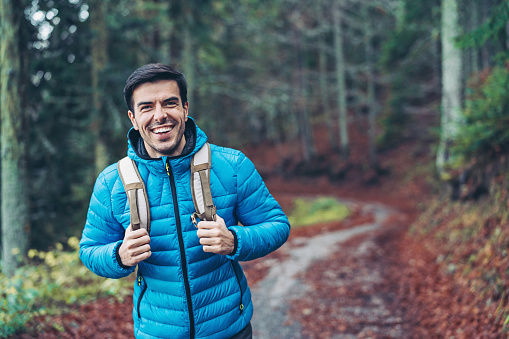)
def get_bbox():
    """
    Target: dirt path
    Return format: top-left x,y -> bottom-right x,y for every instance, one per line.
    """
16,198 -> 413,339
249,200 -> 408,338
